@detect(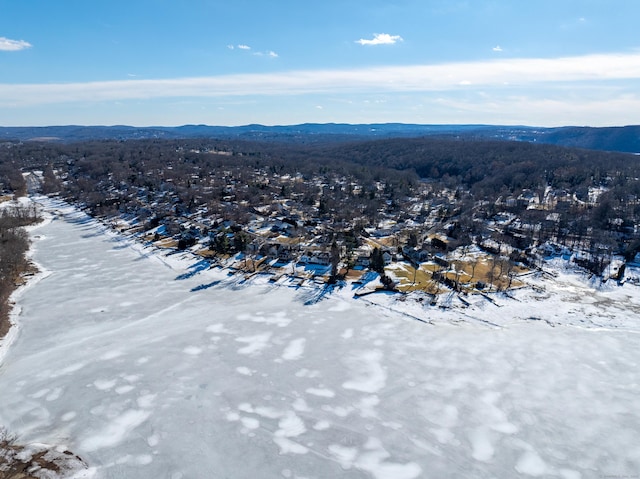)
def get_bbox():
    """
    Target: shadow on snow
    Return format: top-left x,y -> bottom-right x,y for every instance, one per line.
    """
175,259 -> 211,280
